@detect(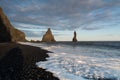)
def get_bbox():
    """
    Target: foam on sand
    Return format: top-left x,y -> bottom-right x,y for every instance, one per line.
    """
22,42 -> 120,80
